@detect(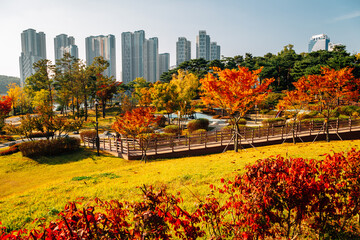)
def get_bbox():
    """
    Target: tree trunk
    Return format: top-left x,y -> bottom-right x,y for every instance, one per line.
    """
102,99 -> 106,118
325,119 -> 330,142
234,122 -> 239,152
84,94 -> 88,121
